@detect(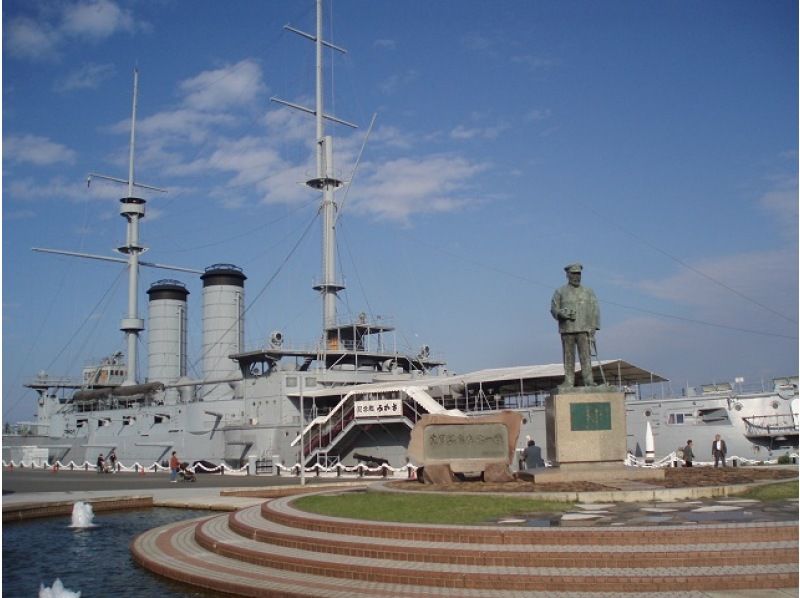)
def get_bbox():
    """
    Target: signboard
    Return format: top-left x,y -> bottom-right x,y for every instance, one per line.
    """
570,401 -> 612,431
423,423 -> 508,460
354,398 -> 402,418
